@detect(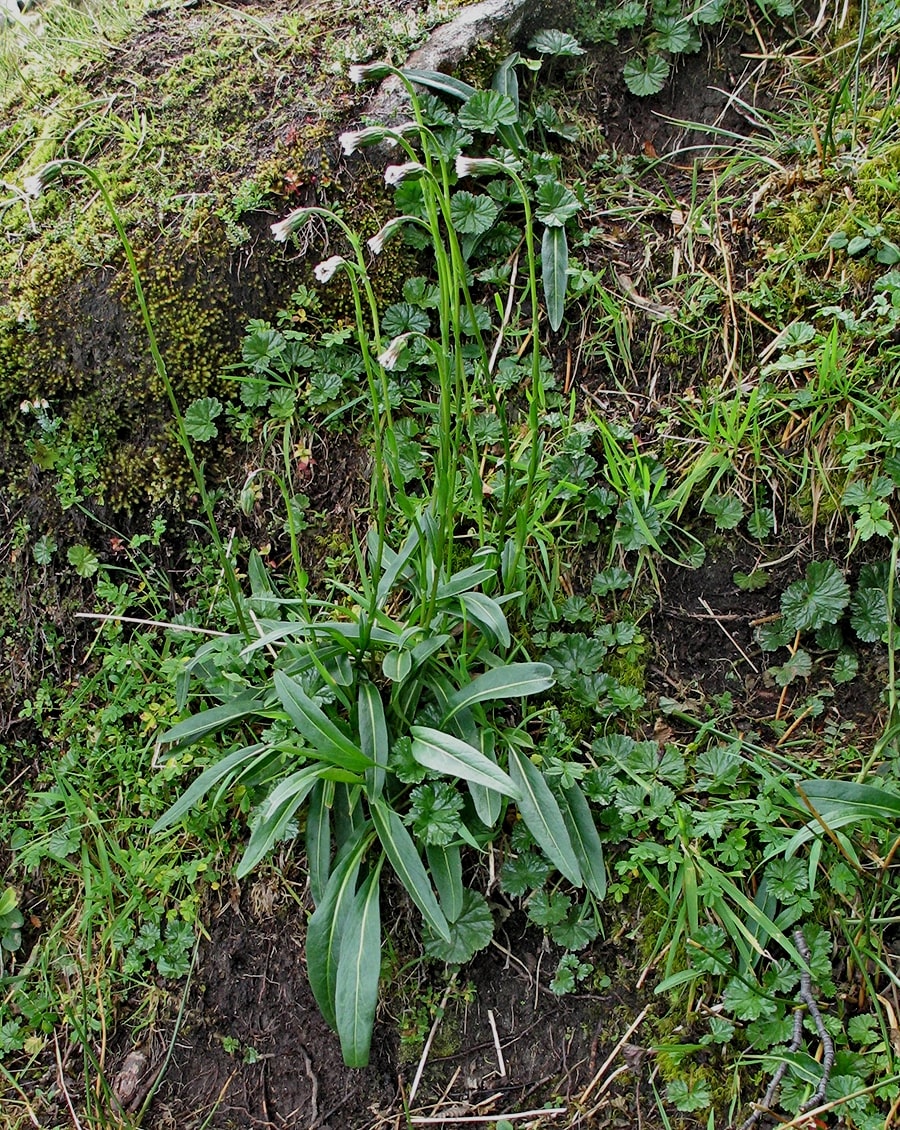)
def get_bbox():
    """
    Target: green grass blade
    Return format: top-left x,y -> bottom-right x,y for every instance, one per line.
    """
306,780 -> 333,906
401,68 -> 477,101
236,765 -> 324,878
456,591 -> 511,647
335,863 -> 383,1067
274,670 -> 372,772
411,726 -> 520,797
508,749 -> 582,886
371,799 -> 451,942
151,743 -> 269,831
443,662 -> 554,720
